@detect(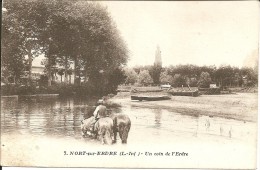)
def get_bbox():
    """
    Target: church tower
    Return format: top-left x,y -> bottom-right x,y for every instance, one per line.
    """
154,45 -> 162,67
